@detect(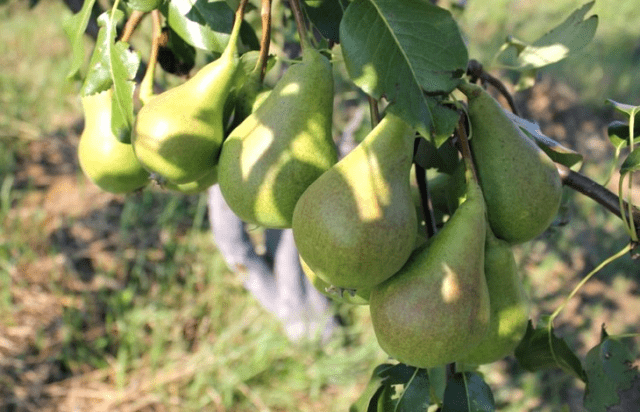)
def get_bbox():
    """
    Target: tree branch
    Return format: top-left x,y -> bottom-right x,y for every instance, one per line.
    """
556,163 -> 640,249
